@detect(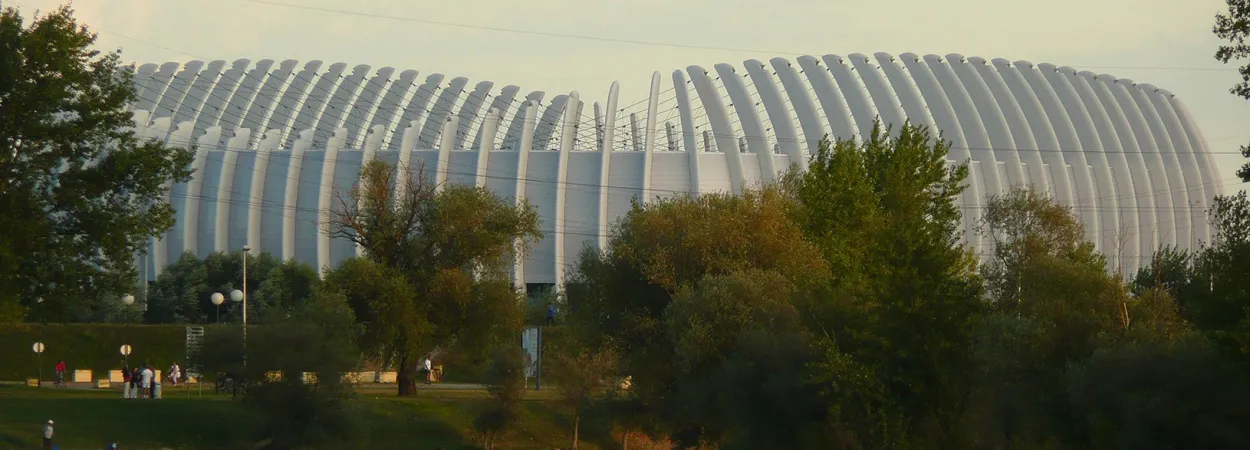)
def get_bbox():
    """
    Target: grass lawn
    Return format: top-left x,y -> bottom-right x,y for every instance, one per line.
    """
0,384 -> 620,449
